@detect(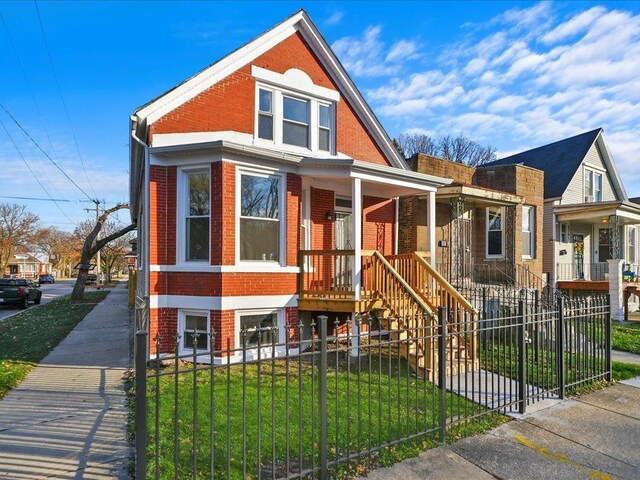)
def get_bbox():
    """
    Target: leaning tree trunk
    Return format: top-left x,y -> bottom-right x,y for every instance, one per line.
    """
71,204 -> 135,302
